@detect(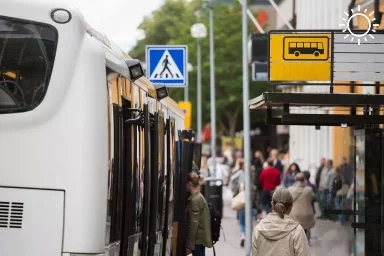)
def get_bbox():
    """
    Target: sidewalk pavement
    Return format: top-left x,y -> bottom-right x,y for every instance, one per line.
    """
207,187 -> 354,256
